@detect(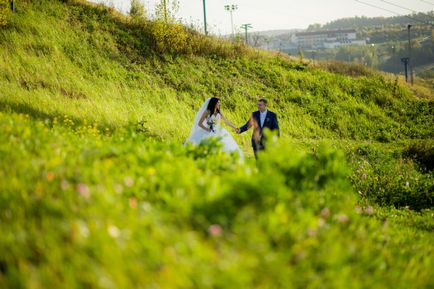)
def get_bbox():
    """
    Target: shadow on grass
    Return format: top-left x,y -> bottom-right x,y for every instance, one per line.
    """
0,100 -> 164,141
0,100 -> 117,131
